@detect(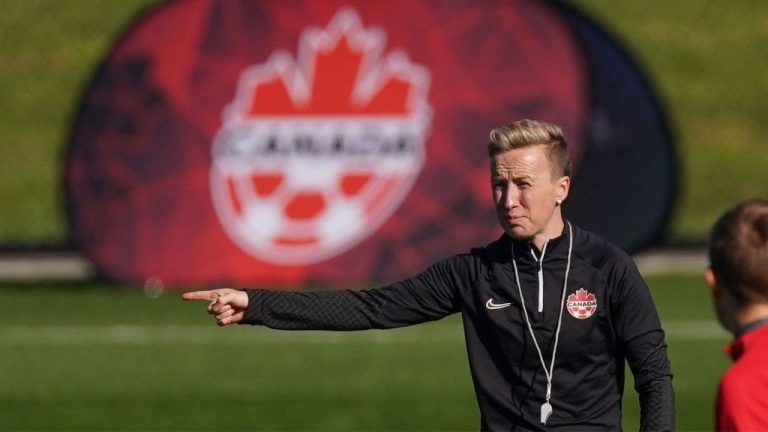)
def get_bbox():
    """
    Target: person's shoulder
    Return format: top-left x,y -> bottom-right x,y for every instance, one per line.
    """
439,234 -> 507,274
571,223 -> 634,269
720,333 -> 768,385
717,366 -> 768,432
468,233 -> 510,263
719,364 -> 759,403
